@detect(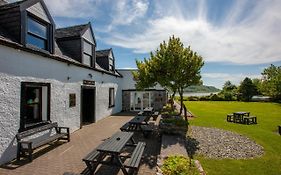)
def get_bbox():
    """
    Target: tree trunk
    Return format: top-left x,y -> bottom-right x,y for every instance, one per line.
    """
171,91 -> 176,110
179,88 -> 183,116
183,104 -> 187,121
